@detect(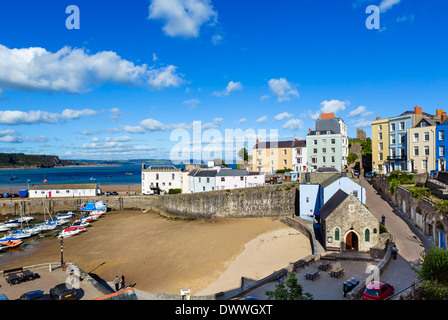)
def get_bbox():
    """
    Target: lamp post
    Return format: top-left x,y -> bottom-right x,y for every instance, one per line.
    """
60,238 -> 64,268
